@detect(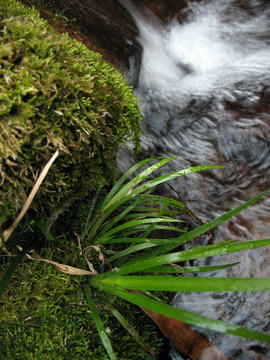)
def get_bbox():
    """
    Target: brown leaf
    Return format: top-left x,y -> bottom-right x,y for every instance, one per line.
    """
143,308 -> 228,360
84,245 -> 105,274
